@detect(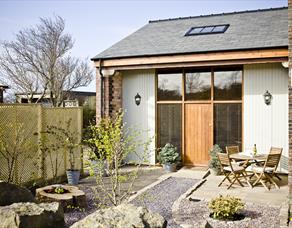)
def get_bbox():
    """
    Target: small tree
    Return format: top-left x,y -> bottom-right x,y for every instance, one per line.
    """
84,111 -> 152,206
0,16 -> 93,106
40,119 -> 80,174
0,122 -> 37,184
